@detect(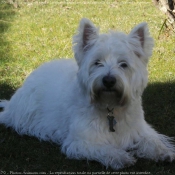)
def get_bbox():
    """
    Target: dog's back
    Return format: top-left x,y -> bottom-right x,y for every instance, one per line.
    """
0,59 -> 78,142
